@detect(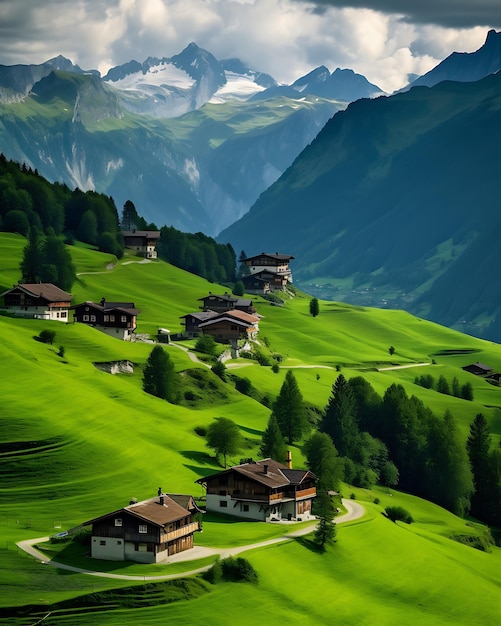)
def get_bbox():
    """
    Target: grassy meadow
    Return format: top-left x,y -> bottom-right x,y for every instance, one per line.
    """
0,232 -> 500,624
